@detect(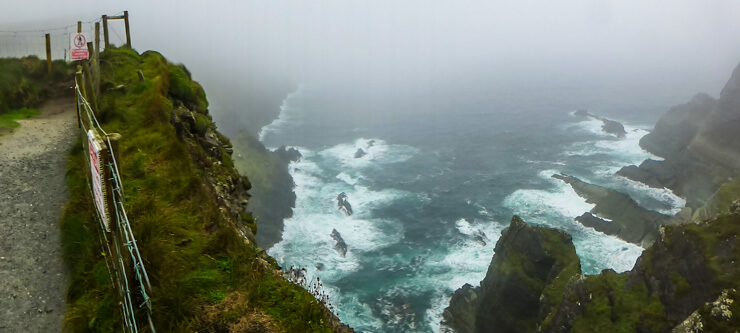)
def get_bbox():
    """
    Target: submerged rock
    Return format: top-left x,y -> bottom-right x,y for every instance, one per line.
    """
337,192 -> 353,216
354,148 -> 366,158
330,229 -> 348,257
